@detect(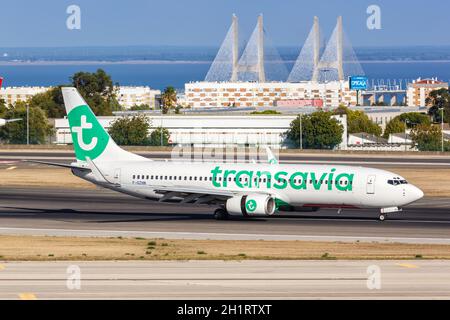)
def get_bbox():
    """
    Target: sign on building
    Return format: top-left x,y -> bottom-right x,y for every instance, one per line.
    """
349,76 -> 368,91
